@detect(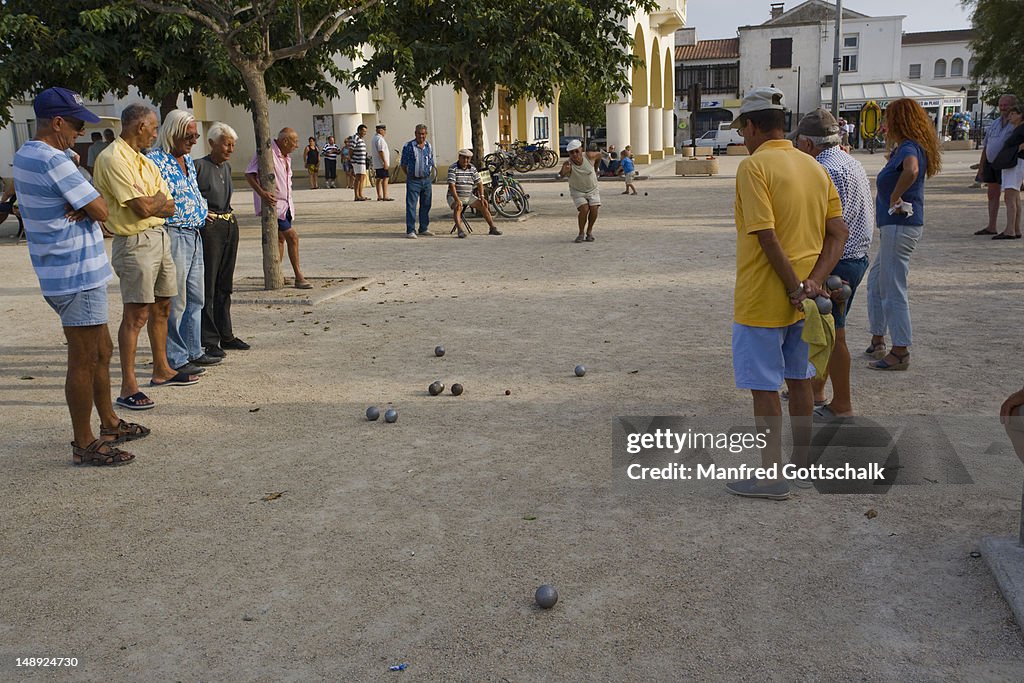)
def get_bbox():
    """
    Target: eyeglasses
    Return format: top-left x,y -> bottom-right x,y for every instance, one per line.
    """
184,133 -> 201,142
